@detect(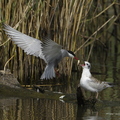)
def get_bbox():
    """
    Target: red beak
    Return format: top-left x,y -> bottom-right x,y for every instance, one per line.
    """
80,64 -> 85,66
74,57 -> 78,60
